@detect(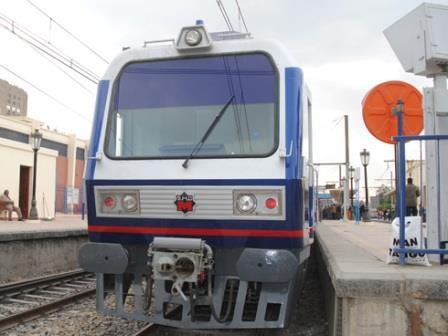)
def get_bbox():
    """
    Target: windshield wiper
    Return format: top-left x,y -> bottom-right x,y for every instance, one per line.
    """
182,95 -> 235,168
